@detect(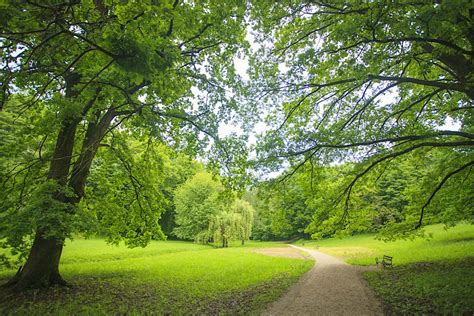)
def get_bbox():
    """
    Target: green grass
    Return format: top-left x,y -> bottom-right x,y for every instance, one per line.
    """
0,239 -> 312,315
296,223 -> 474,314
296,223 -> 474,265
365,259 -> 474,314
